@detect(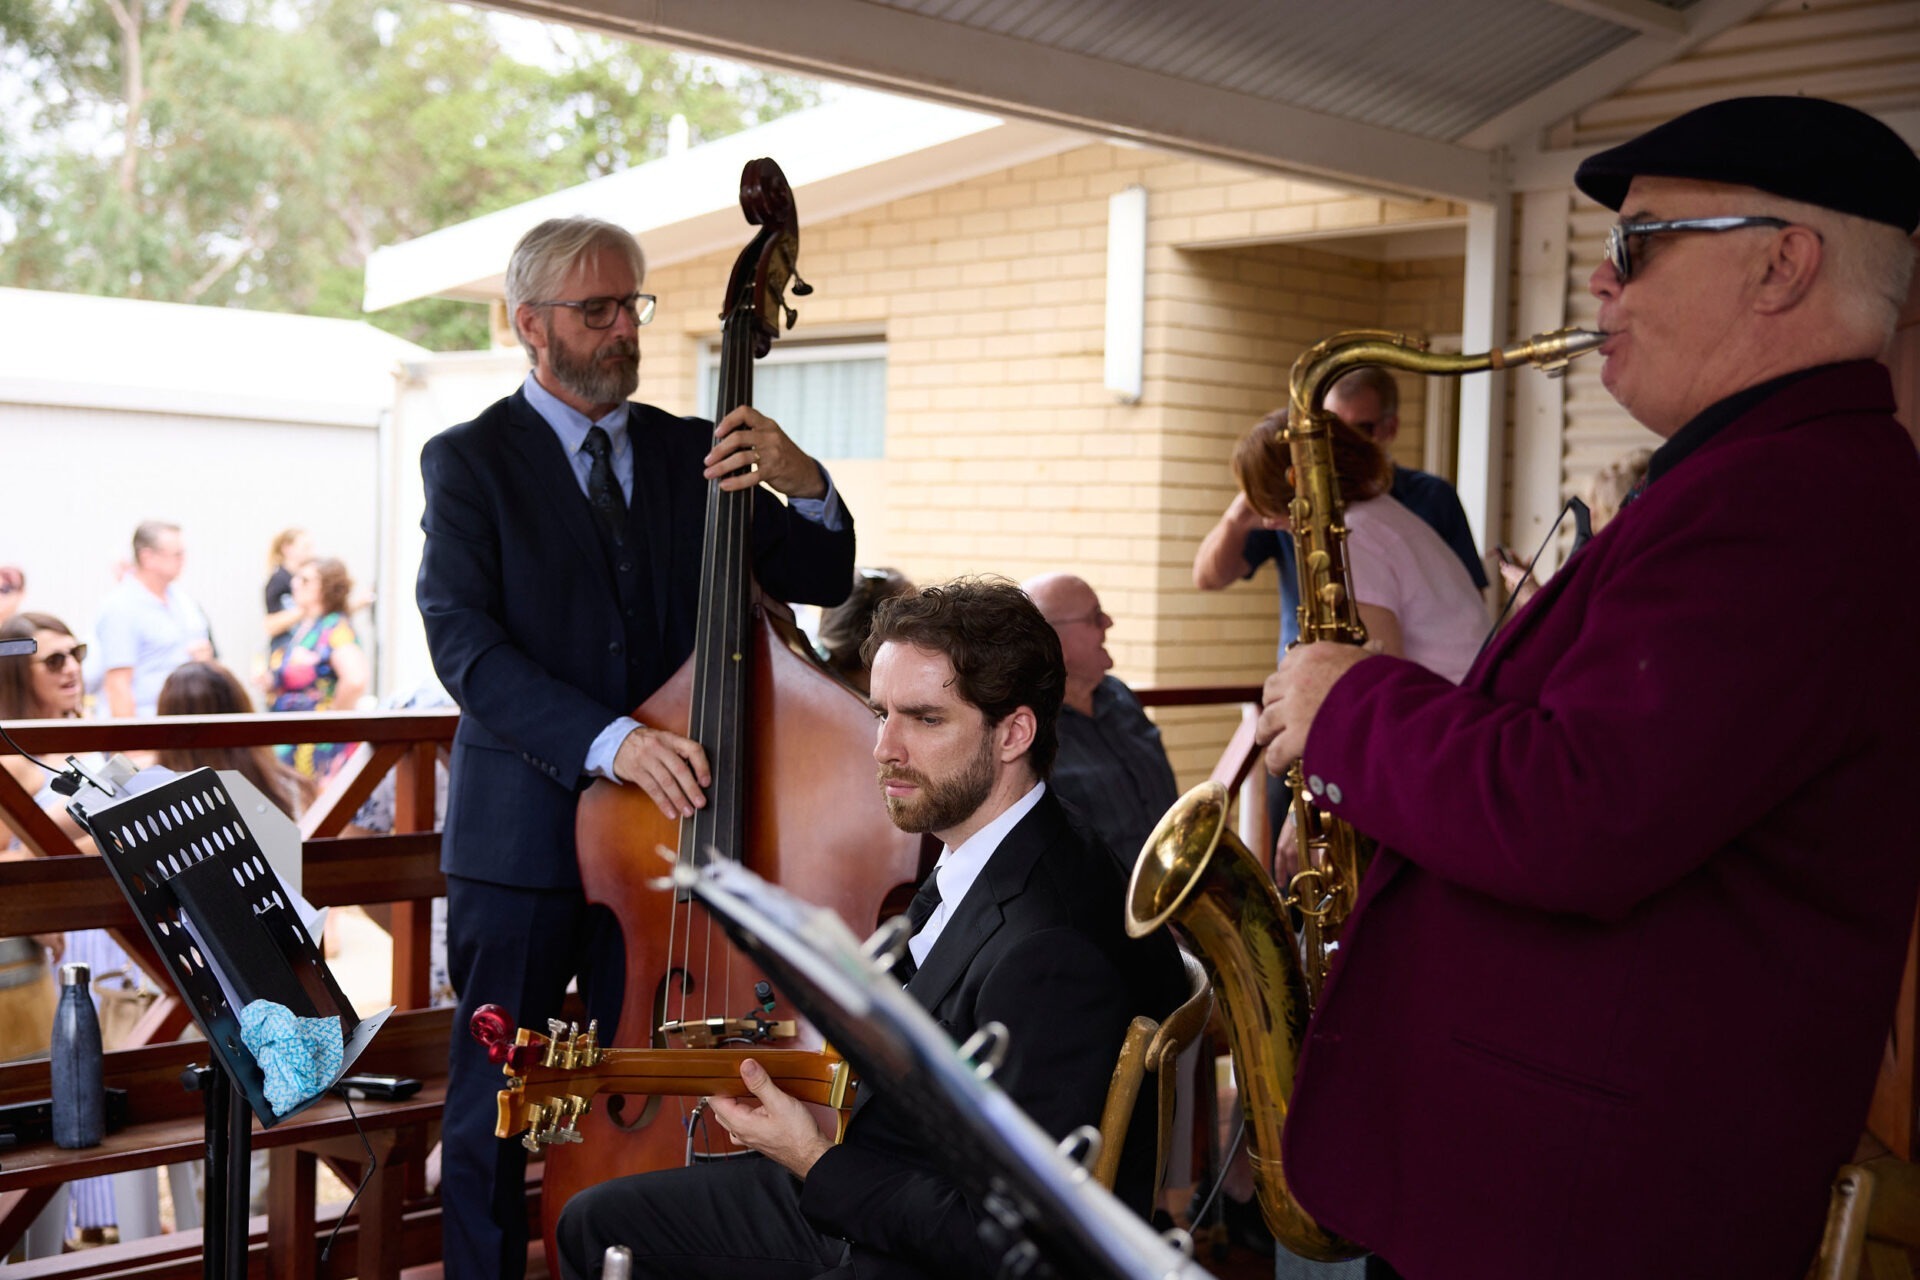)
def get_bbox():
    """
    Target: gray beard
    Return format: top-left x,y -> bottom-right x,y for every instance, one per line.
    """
548,323 -> 639,406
